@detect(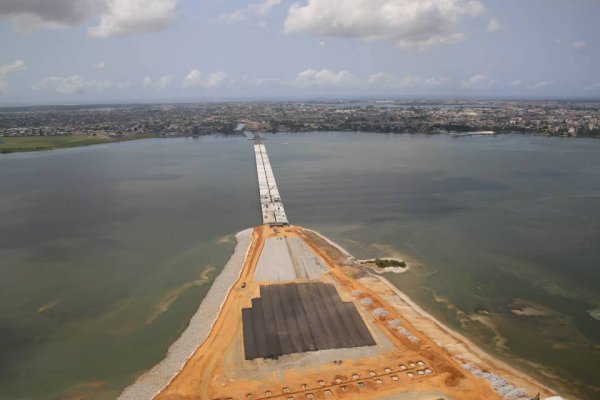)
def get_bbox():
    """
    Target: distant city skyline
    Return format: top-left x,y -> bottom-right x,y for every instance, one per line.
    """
0,0 -> 598,104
